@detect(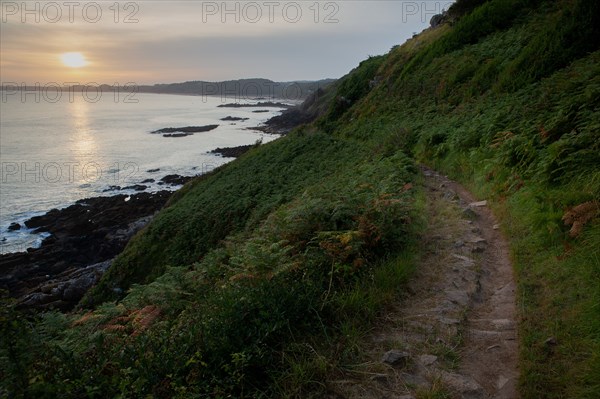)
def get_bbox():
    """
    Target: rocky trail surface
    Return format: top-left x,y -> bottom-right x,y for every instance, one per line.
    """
330,167 -> 519,399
